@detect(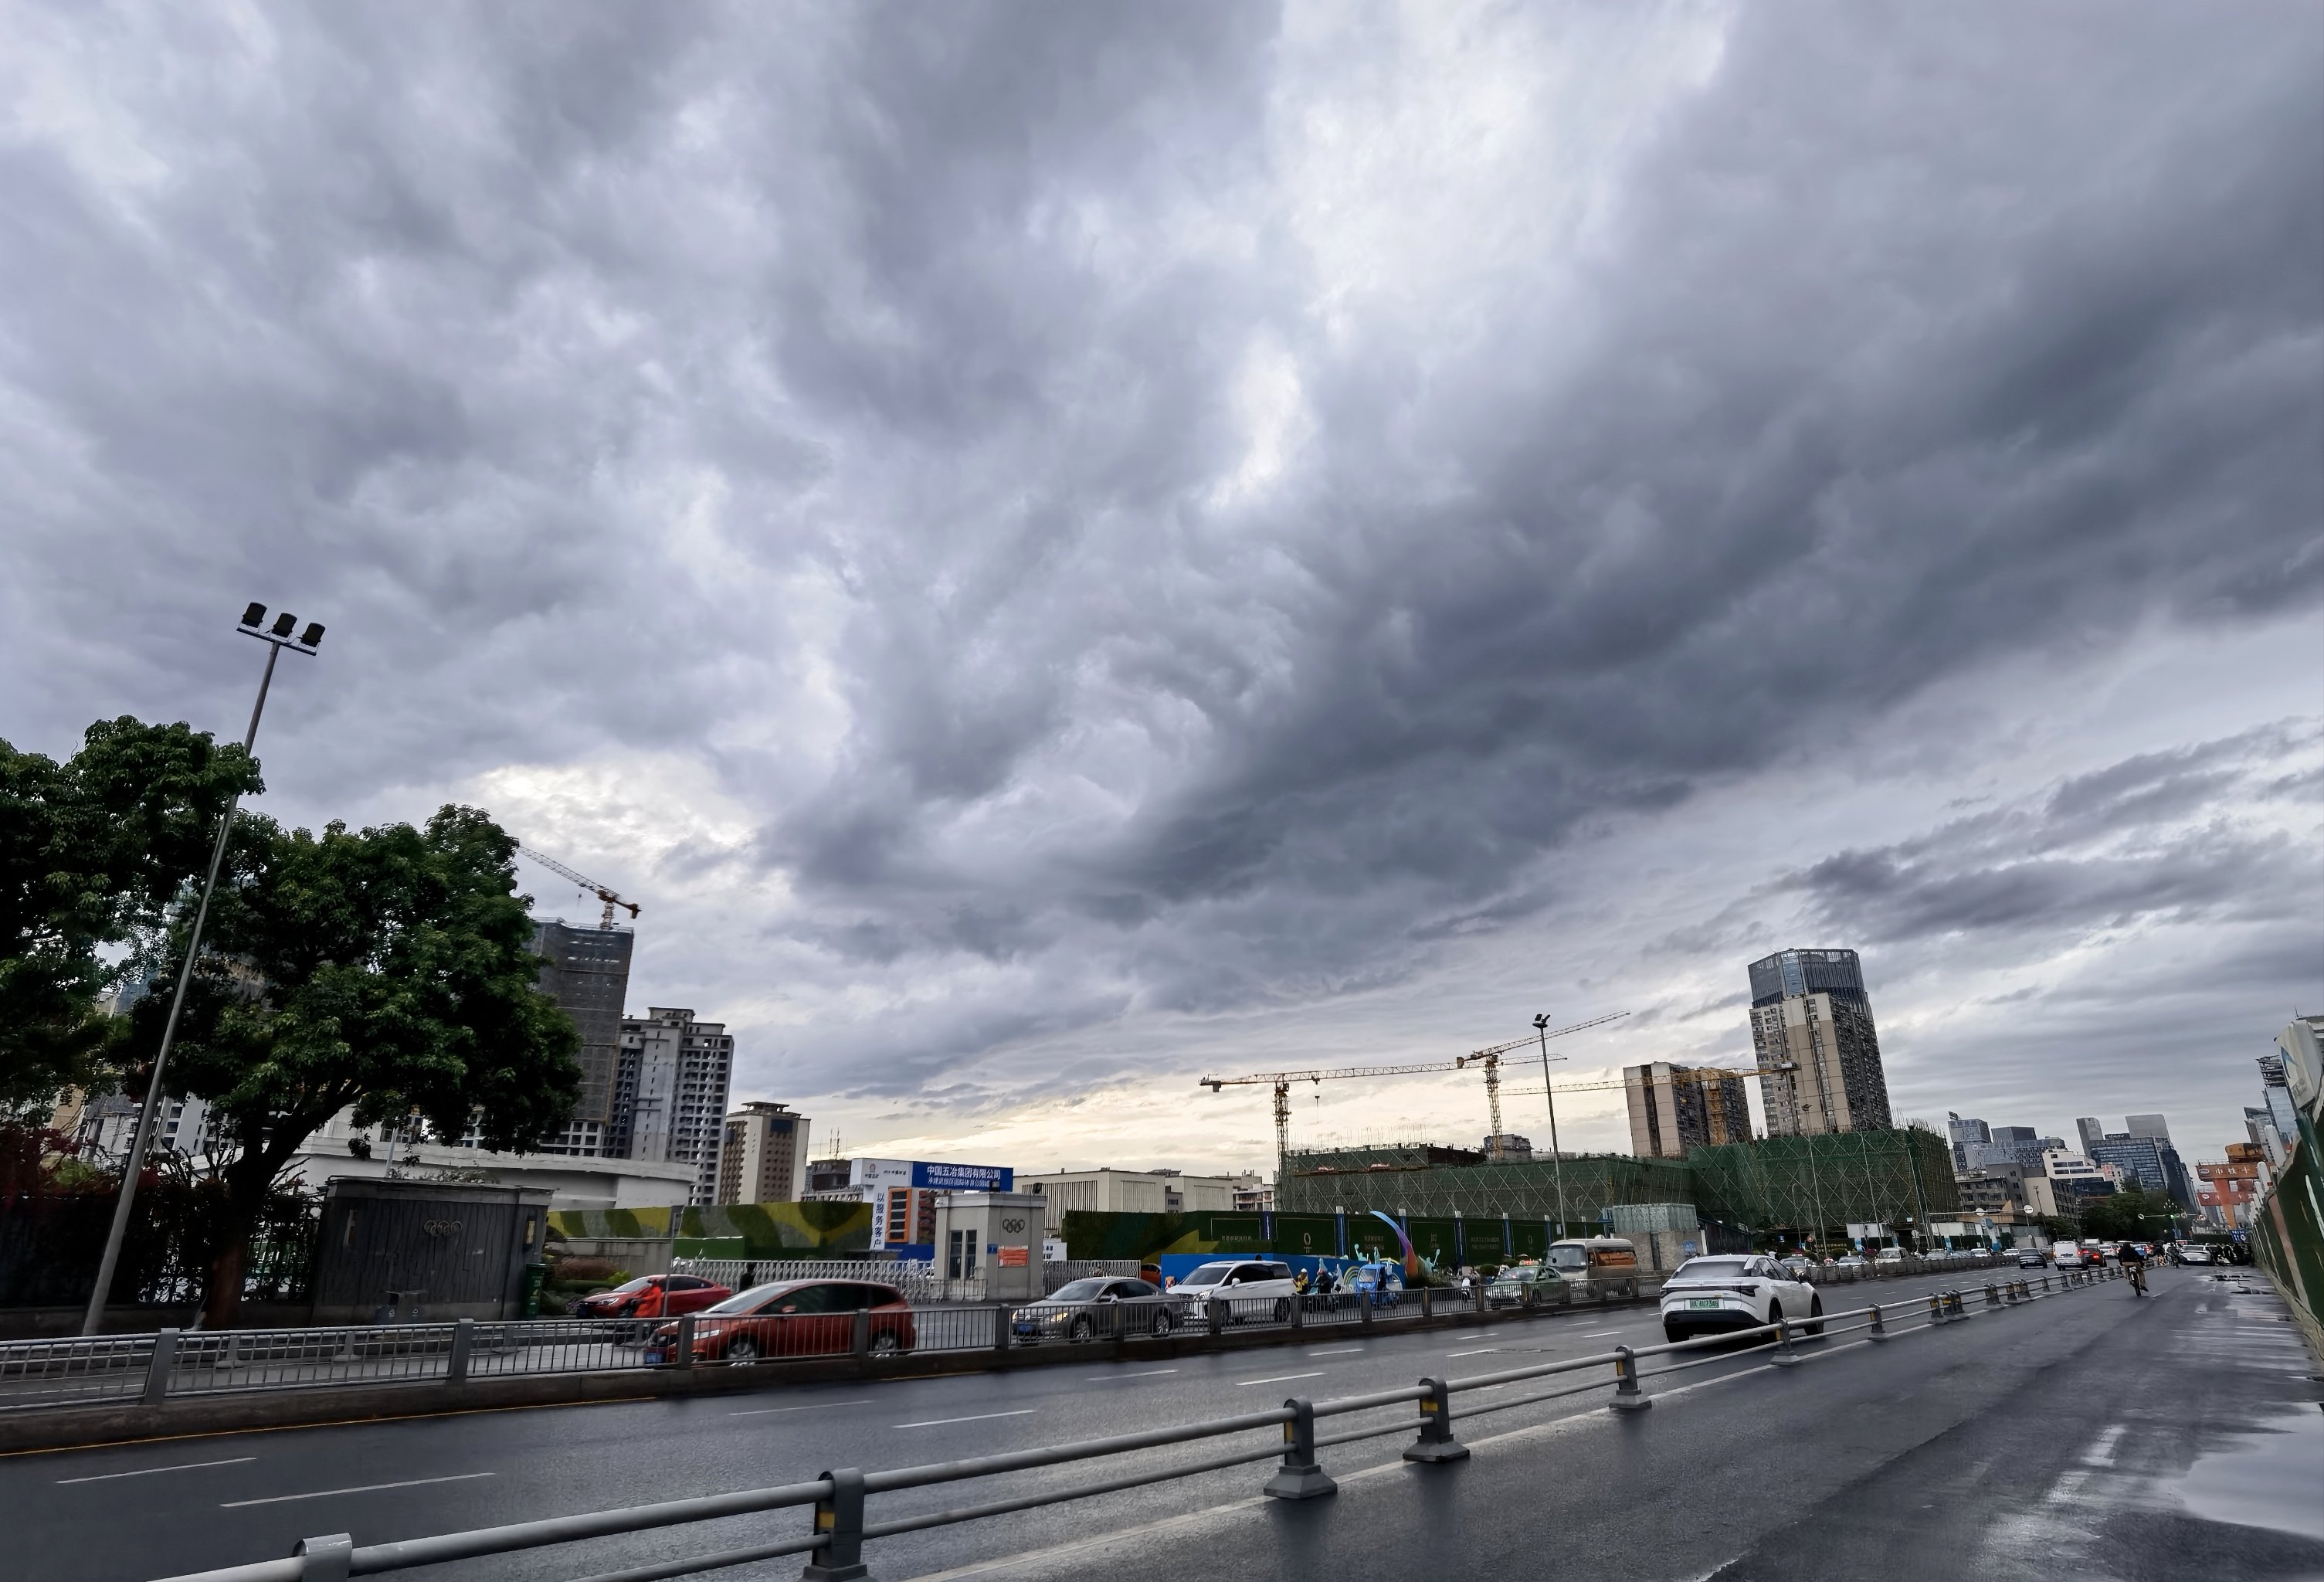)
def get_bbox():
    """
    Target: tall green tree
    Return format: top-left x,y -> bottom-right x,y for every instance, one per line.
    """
131,804 -> 580,1326
2078,1188 -> 2181,1242
0,718 -> 261,1116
